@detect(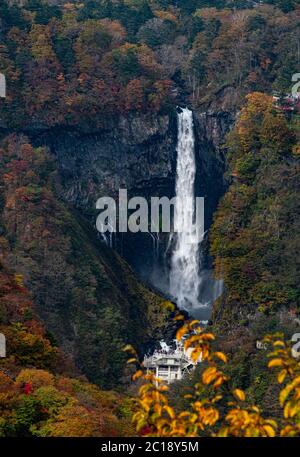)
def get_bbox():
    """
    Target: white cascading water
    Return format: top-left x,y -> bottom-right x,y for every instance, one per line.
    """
170,107 -> 202,312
